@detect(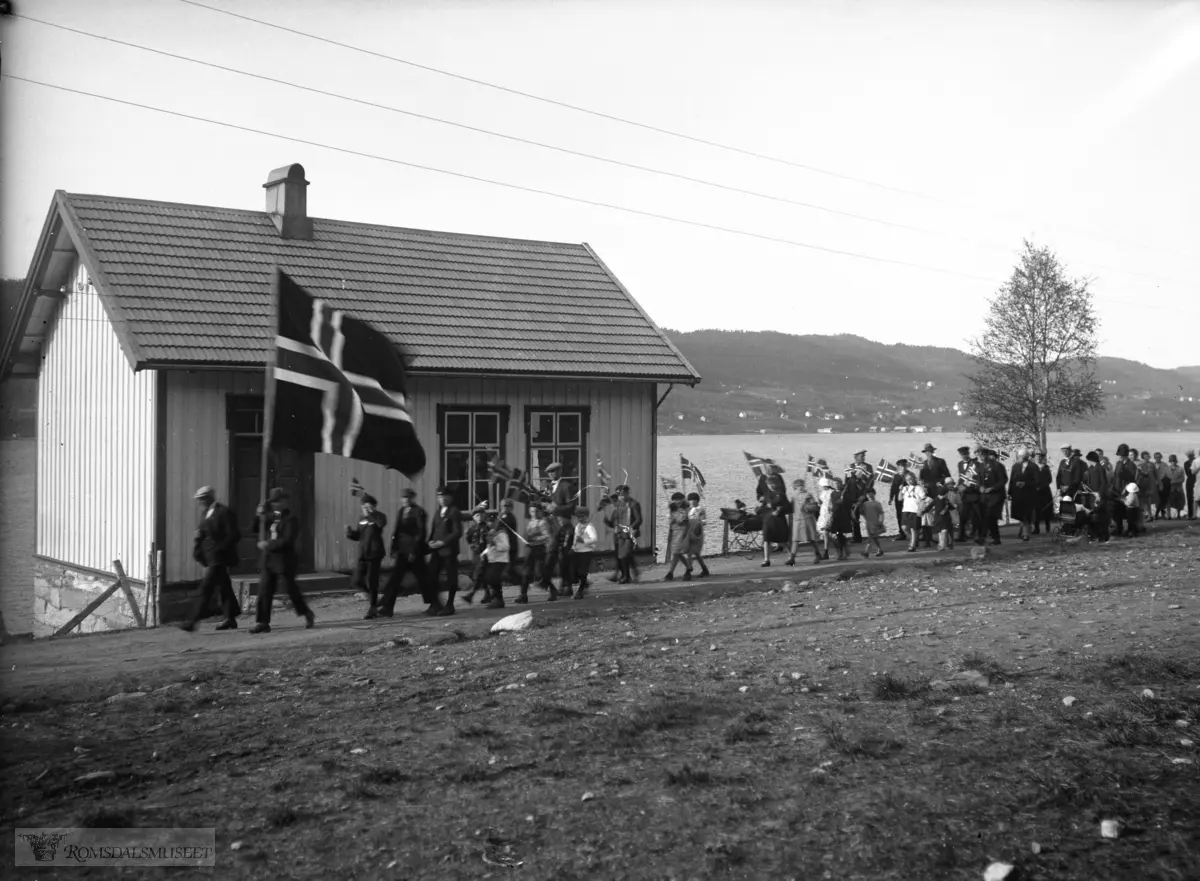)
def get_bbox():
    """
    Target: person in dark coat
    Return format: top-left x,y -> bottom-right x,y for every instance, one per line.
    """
889,459 -> 910,540
1185,449 -> 1196,520
499,498 -> 519,583
959,450 -> 986,545
1111,444 -> 1138,537
1033,451 -> 1054,534
346,493 -> 388,619
1008,447 -> 1039,541
543,462 -> 577,587
979,449 -> 1007,545
954,447 -> 975,542
918,443 -> 951,490
378,488 -> 427,616
843,450 -> 873,543
1056,444 -> 1086,496
181,485 -> 242,632
427,486 -> 463,616
250,488 -> 314,634
1083,451 -> 1111,543
604,485 -> 643,584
